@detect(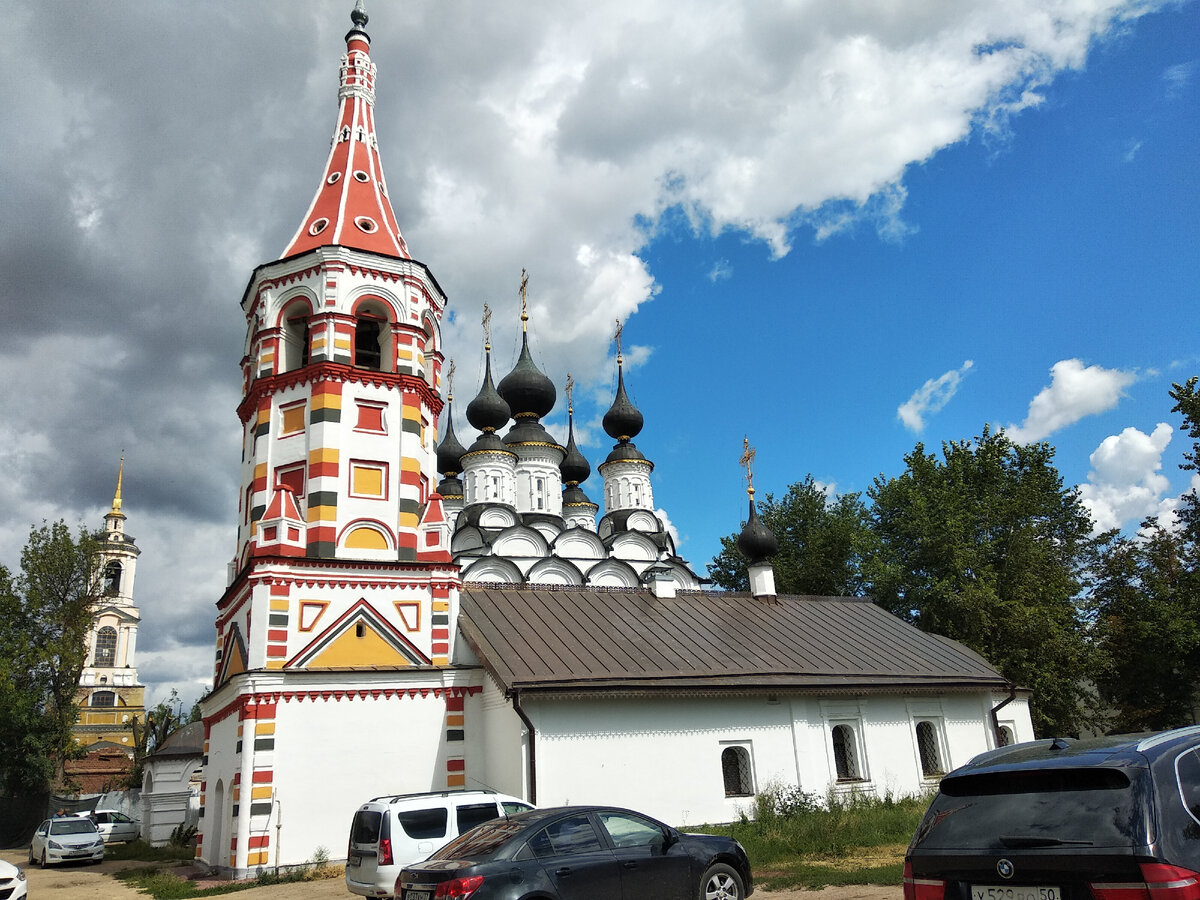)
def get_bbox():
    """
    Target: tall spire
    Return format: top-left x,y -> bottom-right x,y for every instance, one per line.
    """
109,455 -> 126,520
281,2 -> 410,259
